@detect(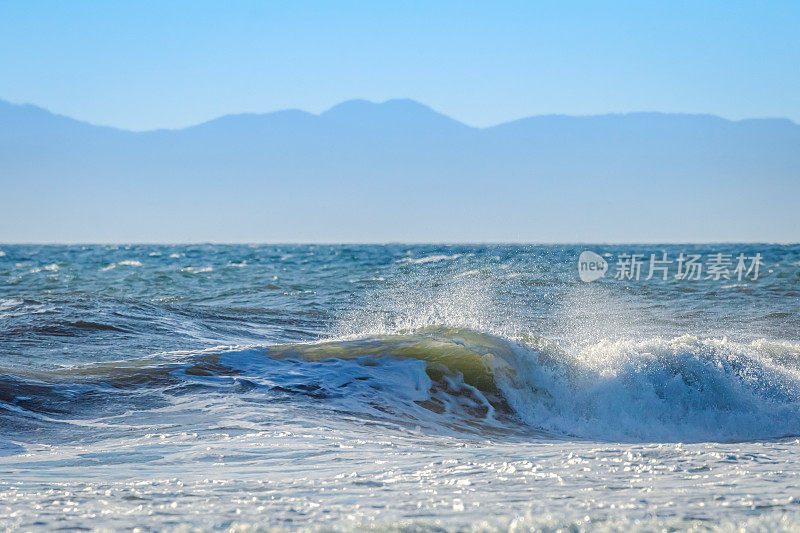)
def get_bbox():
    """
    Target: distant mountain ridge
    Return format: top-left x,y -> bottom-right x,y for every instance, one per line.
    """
1,98 -> 798,242
4,97 -> 796,134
